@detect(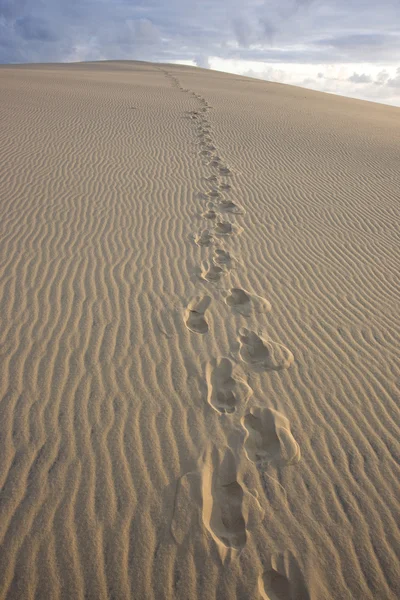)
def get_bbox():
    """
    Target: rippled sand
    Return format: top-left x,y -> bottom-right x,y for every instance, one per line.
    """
0,60 -> 399,600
